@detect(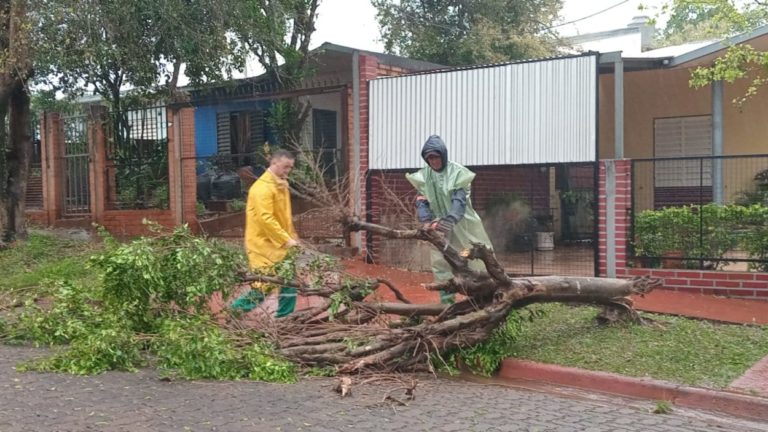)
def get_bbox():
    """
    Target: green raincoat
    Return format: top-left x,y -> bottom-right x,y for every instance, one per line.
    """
406,161 -> 492,281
